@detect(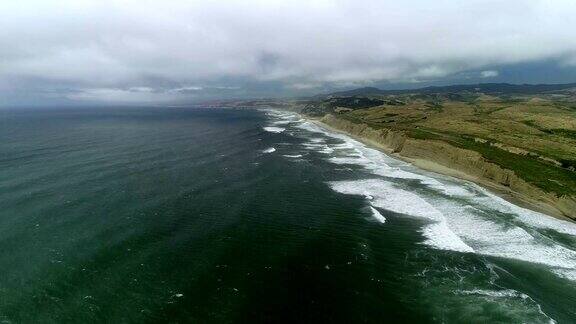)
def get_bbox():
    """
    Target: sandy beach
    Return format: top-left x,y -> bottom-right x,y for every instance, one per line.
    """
311,117 -> 575,222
